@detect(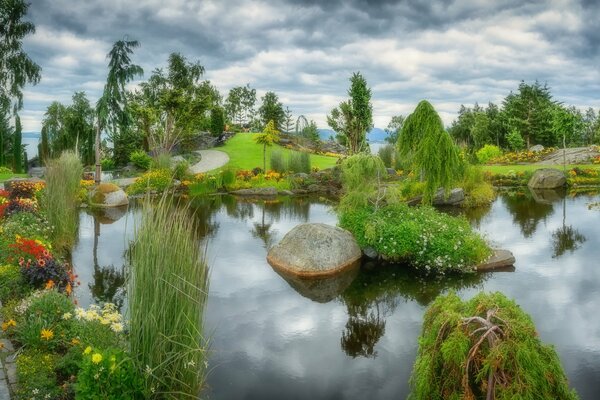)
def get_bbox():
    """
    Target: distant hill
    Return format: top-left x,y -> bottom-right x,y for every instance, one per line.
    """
317,128 -> 389,143
23,131 -> 40,139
